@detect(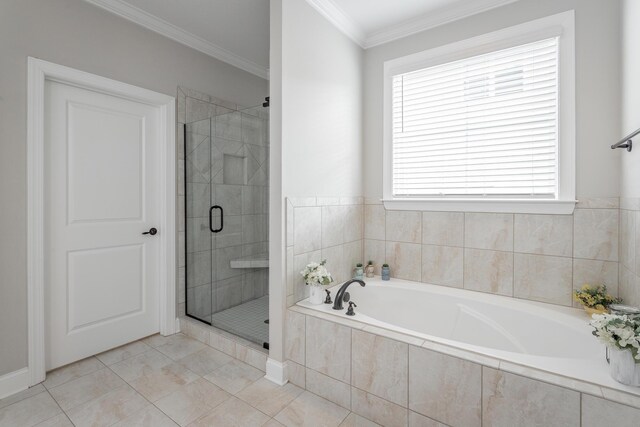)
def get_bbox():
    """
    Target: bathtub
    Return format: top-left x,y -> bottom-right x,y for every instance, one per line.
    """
296,276 -> 638,396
